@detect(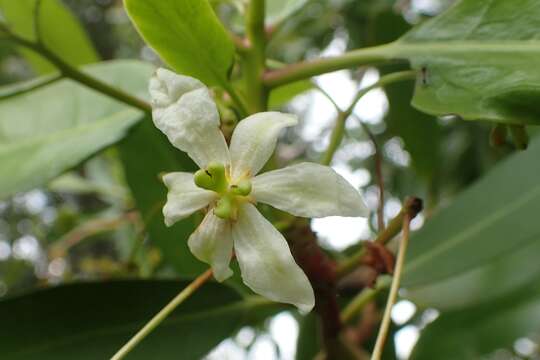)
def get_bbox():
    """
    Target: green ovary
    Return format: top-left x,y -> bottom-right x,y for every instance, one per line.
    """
194,162 -> 252,220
